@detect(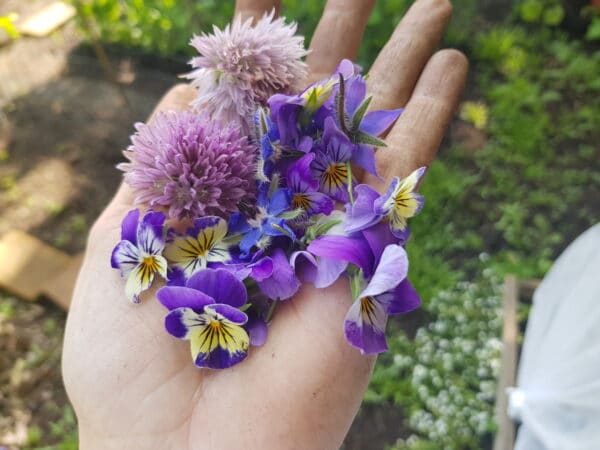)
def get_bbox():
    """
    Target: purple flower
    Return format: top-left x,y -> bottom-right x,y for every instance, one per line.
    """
311,117 -> 355,202
228,183 -> 296,255
185,11 -> 308,132
290,250 -> 347,289
256,248 -> 301,301
164,216 -> 231,279
111,209 -> 167,303
157,269 -> 250,369
287,153 -> 334,217
118,110 -> 256,220
345,167 -> 426,238
308,222 -> 421,354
